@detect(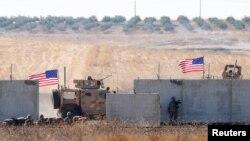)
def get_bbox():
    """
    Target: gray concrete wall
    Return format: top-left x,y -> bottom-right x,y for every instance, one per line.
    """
0,80 -> 39,120
134,79 -> 250,123
134,80 -> 182,122
232,80 -> 250,122
182,80 -> 231,122
106,94 -> 160,127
